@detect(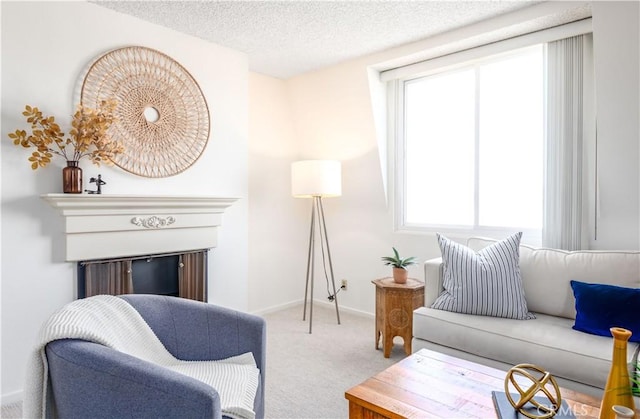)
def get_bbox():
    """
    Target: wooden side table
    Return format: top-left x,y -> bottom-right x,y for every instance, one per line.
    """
372,277 -> 424,358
